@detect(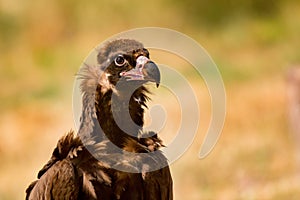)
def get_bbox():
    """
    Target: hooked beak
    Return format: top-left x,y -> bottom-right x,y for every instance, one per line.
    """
120,56 -> 160,87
